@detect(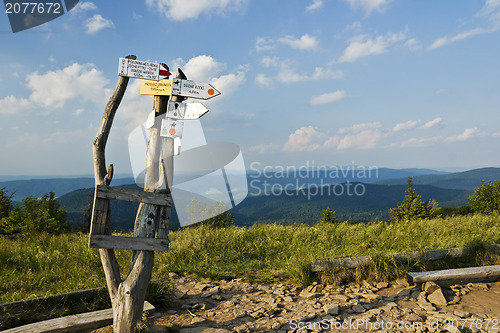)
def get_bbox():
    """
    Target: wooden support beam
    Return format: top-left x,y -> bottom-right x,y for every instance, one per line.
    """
89,234 -> 169,251
95,185 -> 172,206
407,265 -> 500,284
1,301 -> 154,333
